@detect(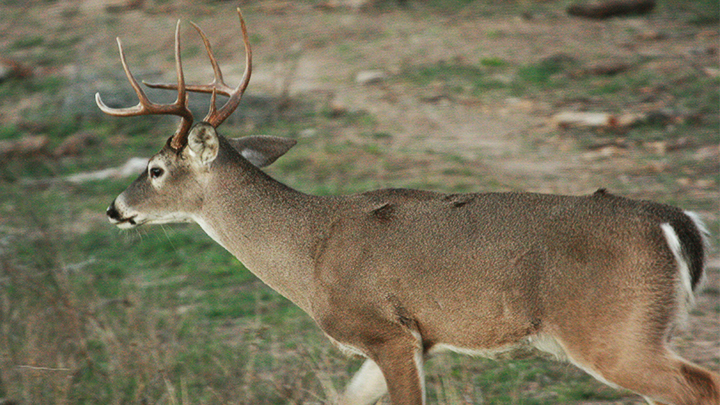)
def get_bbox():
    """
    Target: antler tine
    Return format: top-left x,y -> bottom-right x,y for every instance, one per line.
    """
144,23 -> 234,96
145,22 -> 235,97
205,7 -> 252,127
143,8 -> 252,128
95,37 -> 153,116
169,19 -> 193,149
95,21 -> 194,150
207,87 -> 218,119
191,21 -> 234,96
